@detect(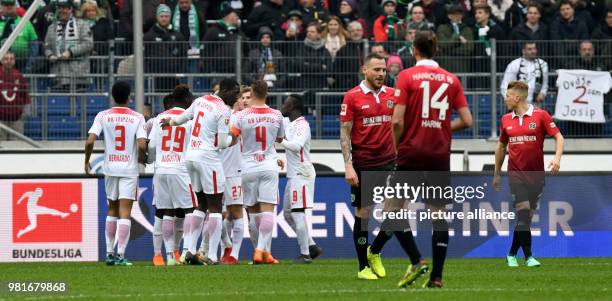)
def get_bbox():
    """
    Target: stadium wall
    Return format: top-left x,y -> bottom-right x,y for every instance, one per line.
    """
1,174 -> 611,262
